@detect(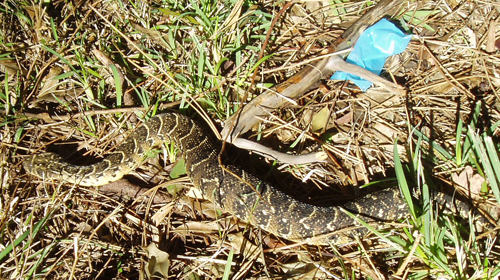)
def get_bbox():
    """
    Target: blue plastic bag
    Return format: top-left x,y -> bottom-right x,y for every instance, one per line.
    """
331,18 -> 412,91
